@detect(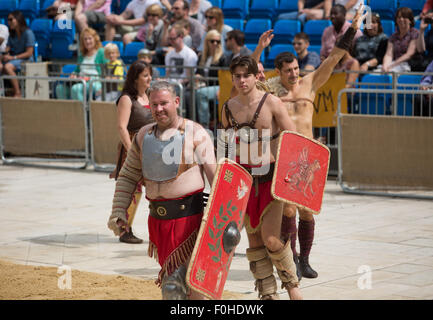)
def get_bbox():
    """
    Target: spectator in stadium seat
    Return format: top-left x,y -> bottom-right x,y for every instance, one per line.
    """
172,18 -> 194,48
293,32 -> 321,75
0,11 -> 35,98
103,43 -> 125,101
198,6 -> 233,54
320,4 -> 362,87
162,0 -> 205,51
55,27 -> 107,101
137,48 -> 160,77
277,0 -> 333,26
188,0 -> 212,25
105,0 -> 160,44
353,12 -> 388,73
221,29 -> 252,67
381,7 -> 420,72
165,24 -> 198,84
74,0 -> 112,33
133,3 -> 165,51
195,29 -> 225,127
